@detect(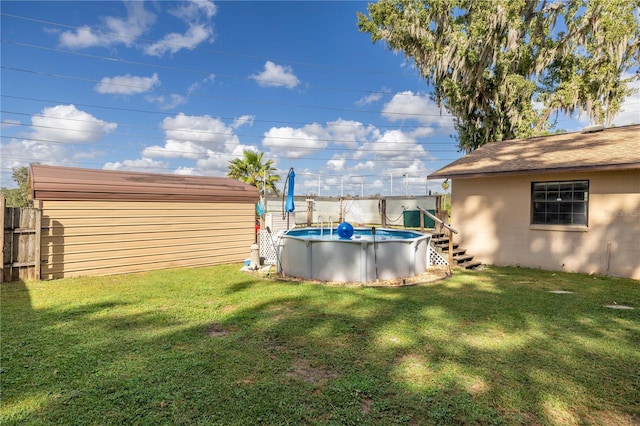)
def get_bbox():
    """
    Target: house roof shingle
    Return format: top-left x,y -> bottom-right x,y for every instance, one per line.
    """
428,124 -> 640,179
29,164 -> 259,203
